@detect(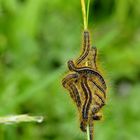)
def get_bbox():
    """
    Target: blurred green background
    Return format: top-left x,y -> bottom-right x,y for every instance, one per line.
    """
0,0 -> 140,140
